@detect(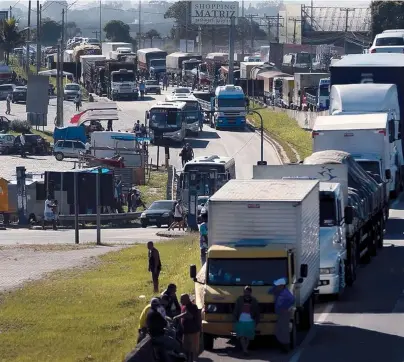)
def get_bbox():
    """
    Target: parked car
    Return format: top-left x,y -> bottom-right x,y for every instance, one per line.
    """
140,200 -> 177,228
0,115 -> 10,132
53,139 -> 86,161
145,80 -> 161,95
63,83 -> 81,101
0,84 -> 16,100
0,134 -> 16,154
370,31 -> 404,53
12,86 -> 27,103
13,134 -> 51,155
